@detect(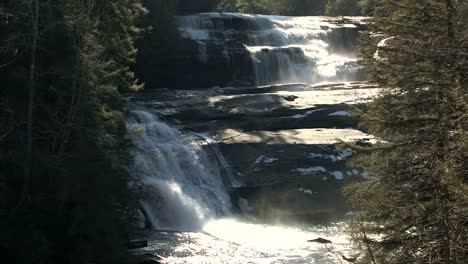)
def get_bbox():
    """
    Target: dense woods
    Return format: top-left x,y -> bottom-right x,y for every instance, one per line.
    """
176,0 -> 373,16
325,0 -> 376,16
216,0 -> 328,15
0,0 -> 144,263
135,0 -> 182,88
345,0 -> 468,263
